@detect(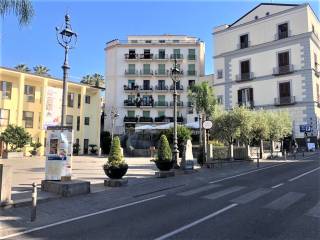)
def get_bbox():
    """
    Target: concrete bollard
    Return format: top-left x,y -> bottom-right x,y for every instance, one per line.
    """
30,182 -> 37,222
0,164 -> 12,206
